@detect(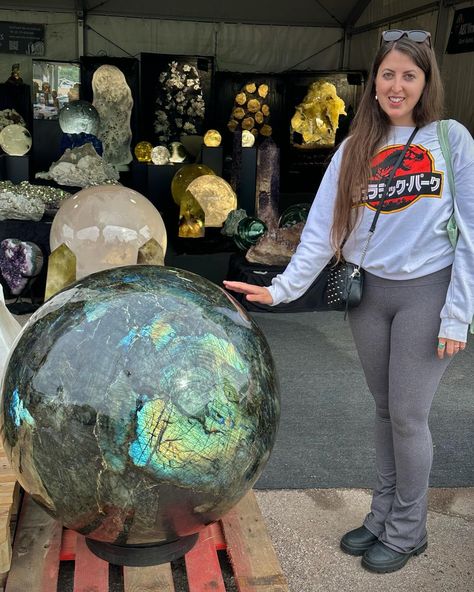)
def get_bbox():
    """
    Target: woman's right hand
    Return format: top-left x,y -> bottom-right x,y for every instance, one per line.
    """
223,281 -> 273,305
